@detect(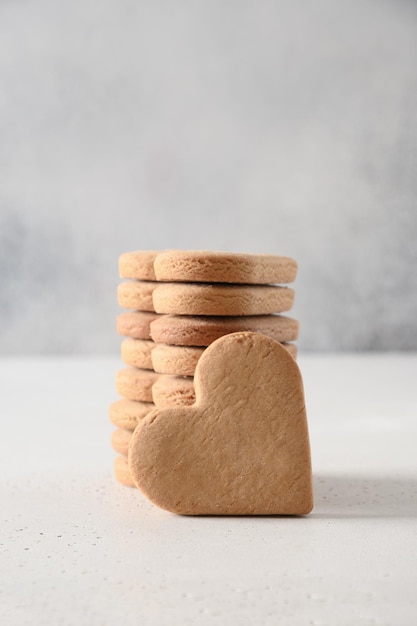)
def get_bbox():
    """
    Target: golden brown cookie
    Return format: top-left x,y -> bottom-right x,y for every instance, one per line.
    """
111,428 -> 133,456
129,332 -> 313,515
119,250 -> 297,284
150,313 -> 299,346
109,398 -> 155,431
114,455 -> 136,488
152,343 -> 204,376
151,342 -> 298,376
117,281 -> 158,311
154,250 -> 297,284
119,251 -> 160,280
152,283 -> 294,316
121,338 -> 154,369
117,311 -> 160,339
118,280 -> 294,316
152,375 -> 195,407
116,368 -> 159,402
151,344 -> 204,376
